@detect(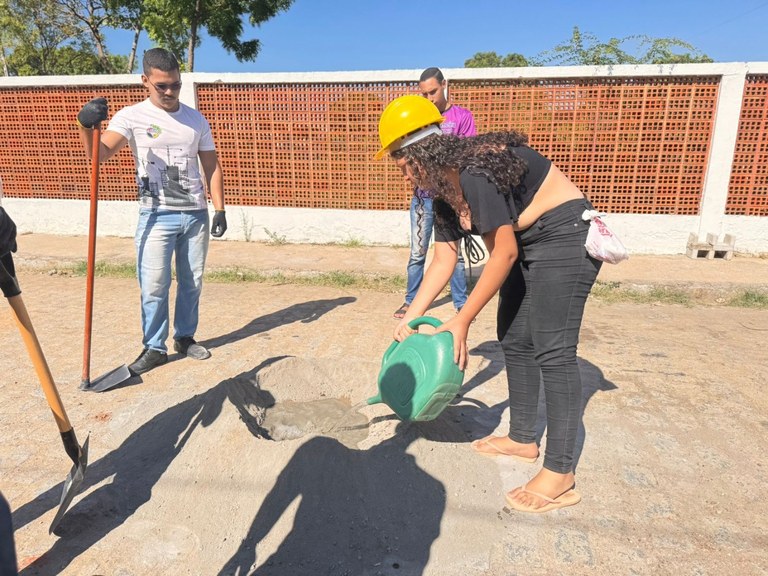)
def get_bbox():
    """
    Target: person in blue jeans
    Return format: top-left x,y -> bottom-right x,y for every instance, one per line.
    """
393,67 -> 476,319
378,95 -> 602,514
77,48 -> 228,375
